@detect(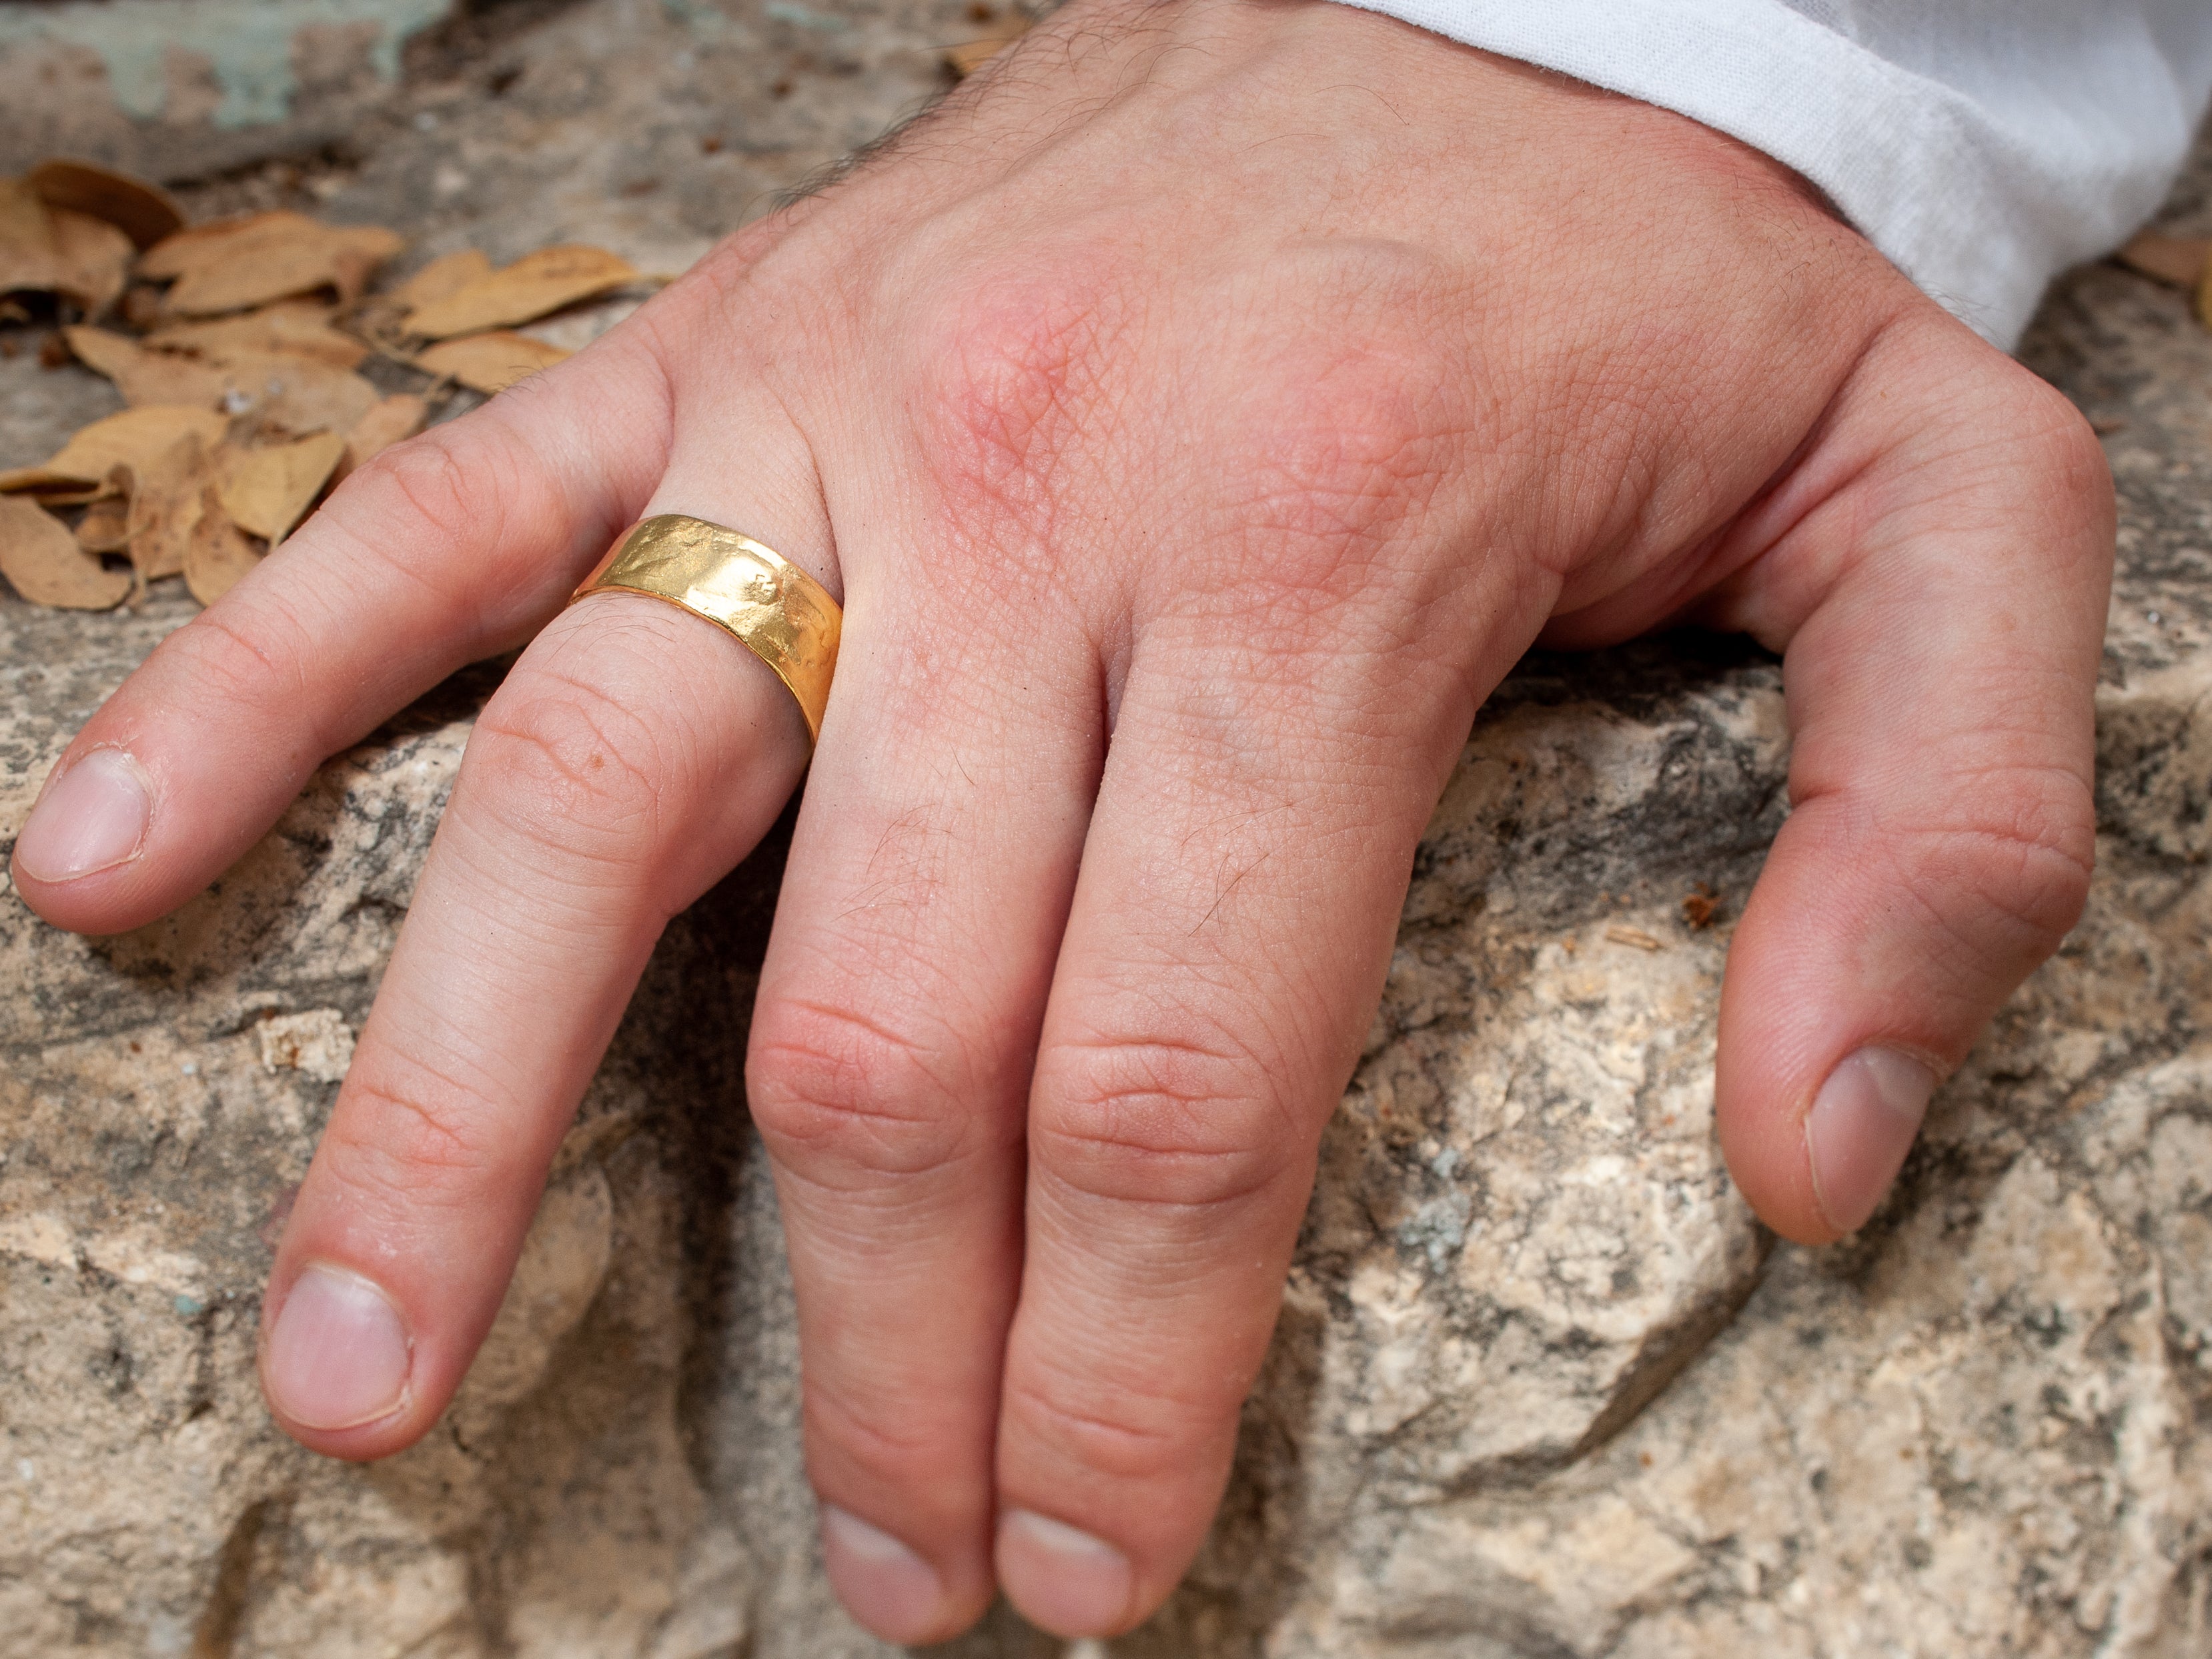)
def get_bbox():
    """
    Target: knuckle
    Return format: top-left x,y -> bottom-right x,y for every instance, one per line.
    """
804,1375 -> 949,1476
1937,357 -> 2115,543
1222,328 -> 1444,561
746,997 -> 972,1184
1032,1031 -> 1294,1213
464,669 -> 674,859
1894,767 -> 2097,957
316,1068 -> 504,1219
163,599 -> 322,730
344,417 -> 529,560
913,258 -> 1125,527
1003,1353 -> 1225,1486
